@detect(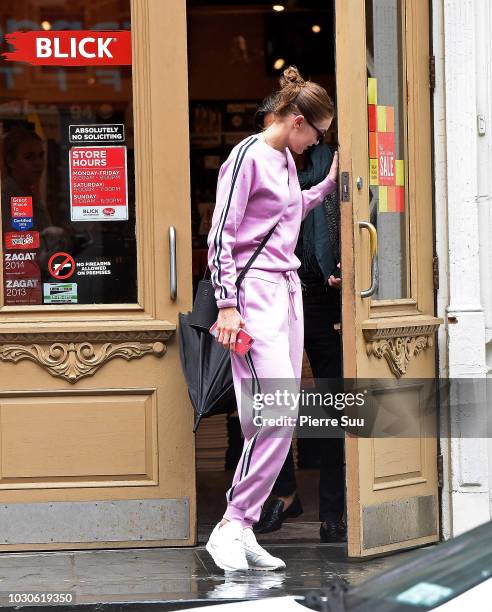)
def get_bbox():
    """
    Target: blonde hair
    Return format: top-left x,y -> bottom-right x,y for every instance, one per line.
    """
274,66 -> 335,125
